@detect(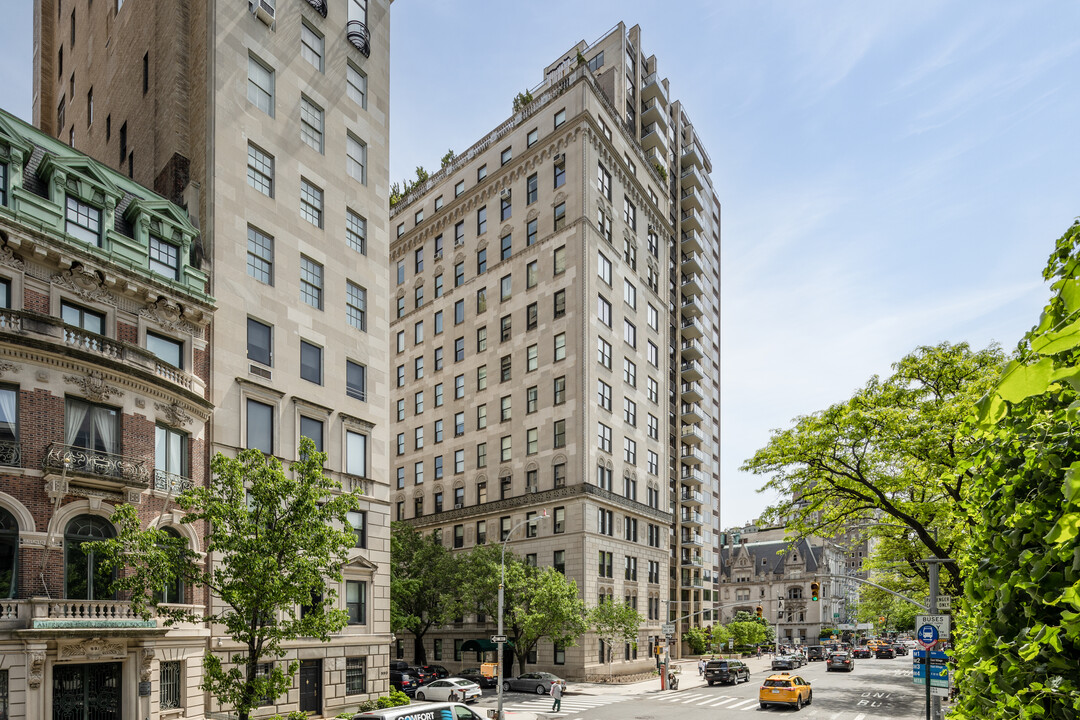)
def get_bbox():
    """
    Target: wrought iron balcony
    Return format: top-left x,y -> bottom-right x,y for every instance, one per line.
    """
44,443 -> 149,487
306,0 -> 327,17
154,469 -> 192,494
0,440 -> 20,467
347,20 -> 371,57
